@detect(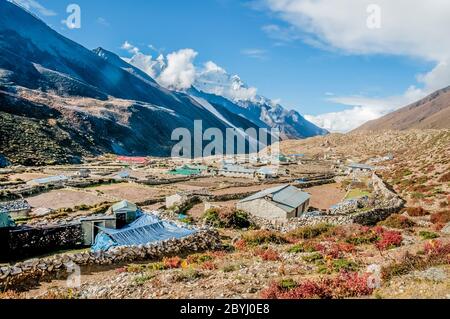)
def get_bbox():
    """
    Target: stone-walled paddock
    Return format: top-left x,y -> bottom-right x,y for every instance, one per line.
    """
251,173 -> 404,232
0,228 -> 221,291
